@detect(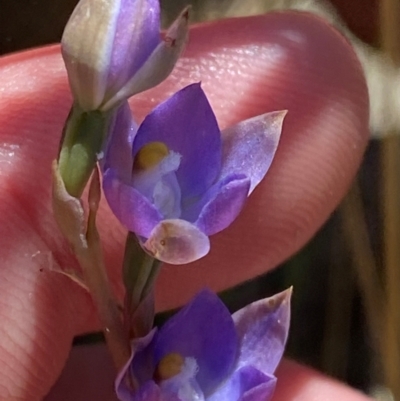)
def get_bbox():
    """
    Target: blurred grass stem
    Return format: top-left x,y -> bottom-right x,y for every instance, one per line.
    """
380,0 -> 400,396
